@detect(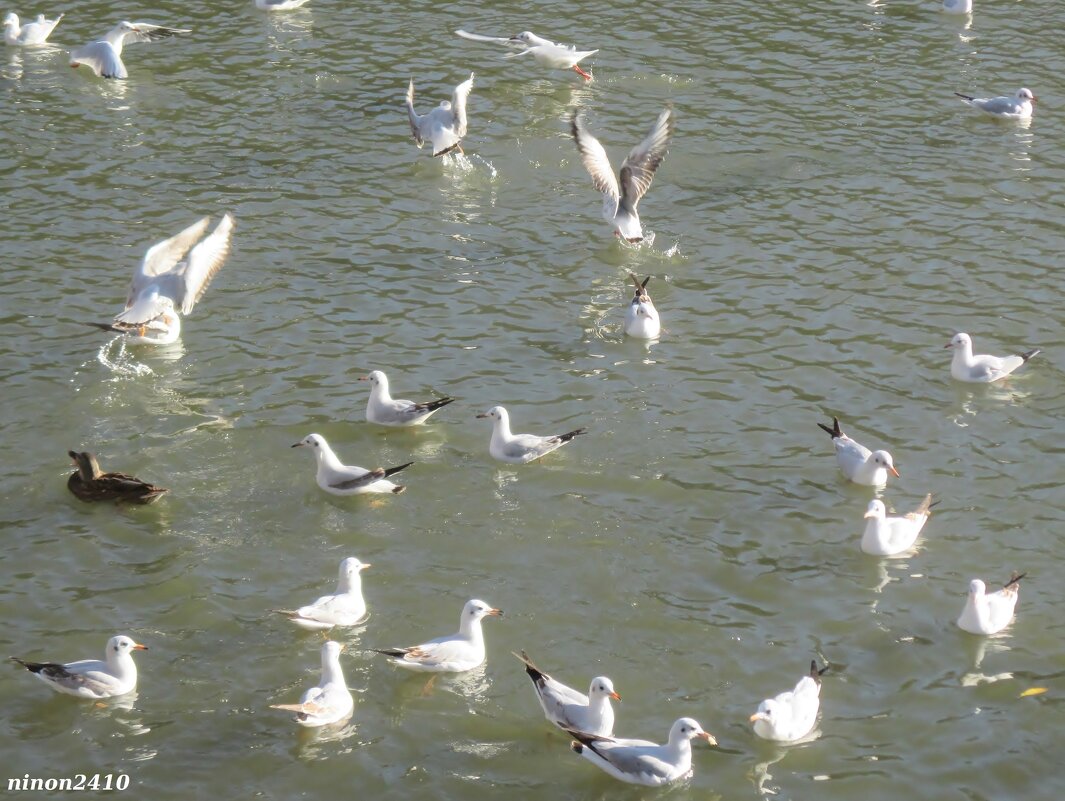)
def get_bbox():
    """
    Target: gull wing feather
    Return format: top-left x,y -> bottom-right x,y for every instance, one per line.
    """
405,79 -> 424,147
618,108 -> 674,214
177,213 -> 234,315
70,41 -> 127,79
126,217 -> 211,307
572,113 -> 620,219
451,73 -> 475,139
454,29 -> 516,46
123,23 -> 191,45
